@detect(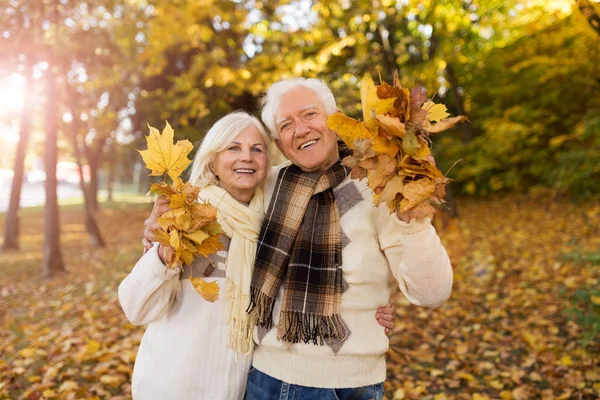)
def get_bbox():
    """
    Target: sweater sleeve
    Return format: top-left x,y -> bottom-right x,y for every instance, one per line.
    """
118,244 -> 181,325
375,206 -> 453,307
